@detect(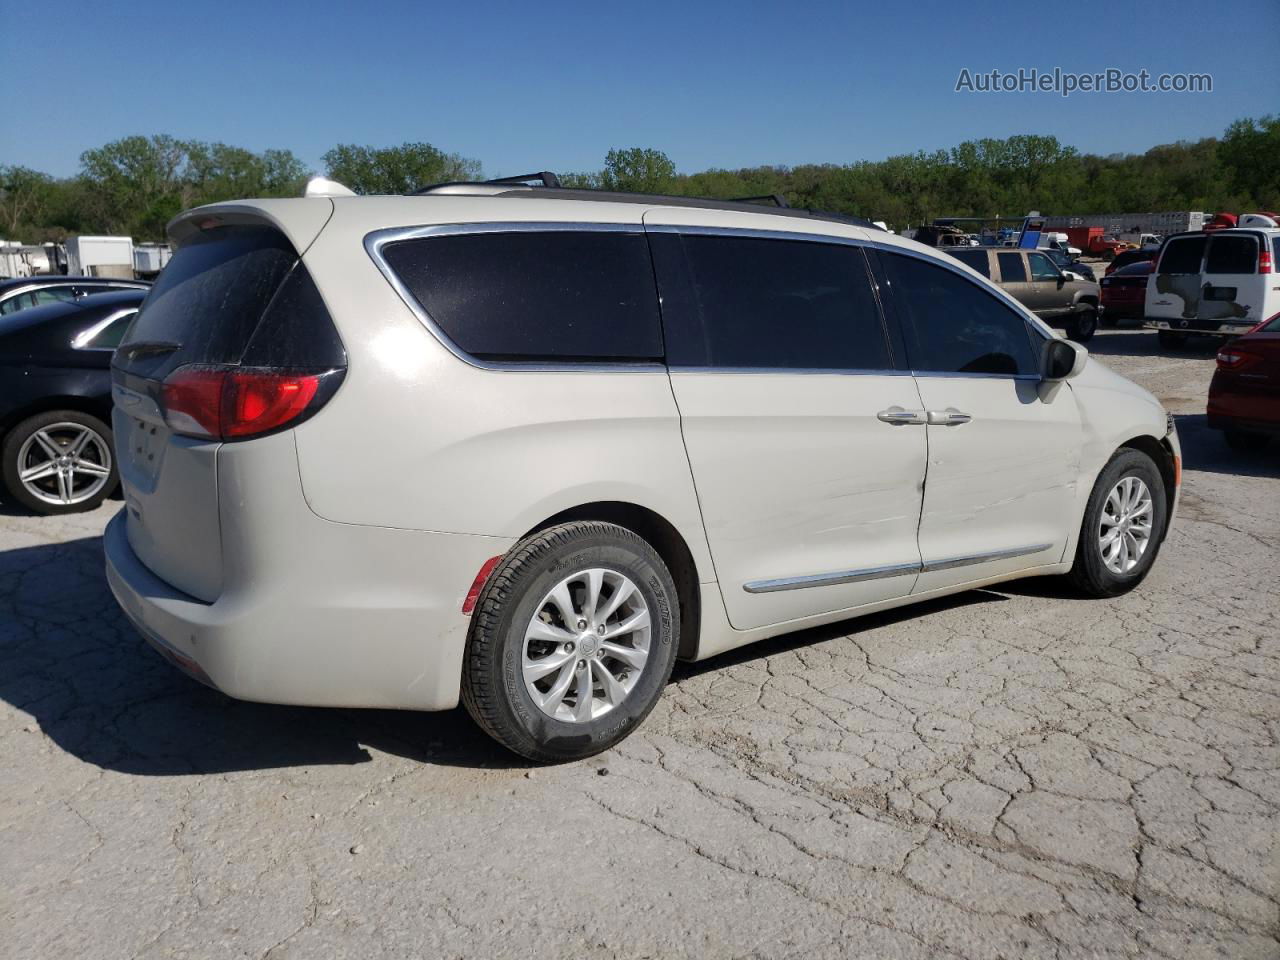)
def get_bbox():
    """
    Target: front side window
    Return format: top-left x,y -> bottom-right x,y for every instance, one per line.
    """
1158,236 -> 1207,274
651,233 -> 892,370
997,252 -> 1028,283
32,287 -> 78,307
1205,235 -> 1257,275
1028,252 -> 1060,281
882,252 -> 1038,377
382,230 -> 663,362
